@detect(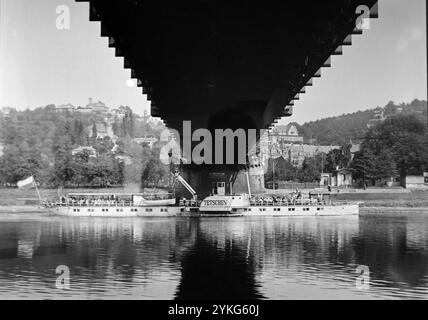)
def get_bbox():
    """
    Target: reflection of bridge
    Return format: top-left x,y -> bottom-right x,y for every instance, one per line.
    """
76,0 -> 378,196
2,216 -> 428,298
